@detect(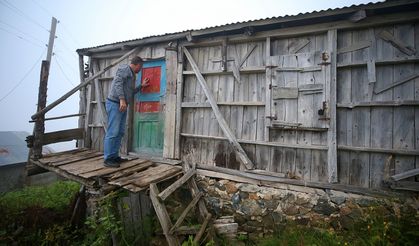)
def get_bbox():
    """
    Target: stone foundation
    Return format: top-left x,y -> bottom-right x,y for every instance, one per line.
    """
195,175 -> 418,239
